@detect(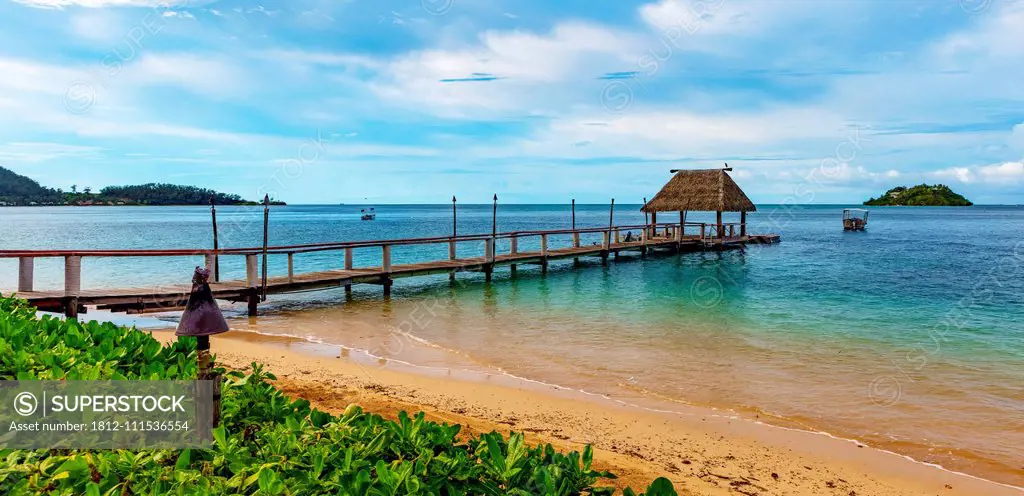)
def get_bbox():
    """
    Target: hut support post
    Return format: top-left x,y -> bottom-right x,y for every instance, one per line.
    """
678,212 -> 685,241
651,212 -> 657,238
716,211 -> 724,240
64,256 -> 81,318
18,257 -> 34,293
741,211 -> 747,237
